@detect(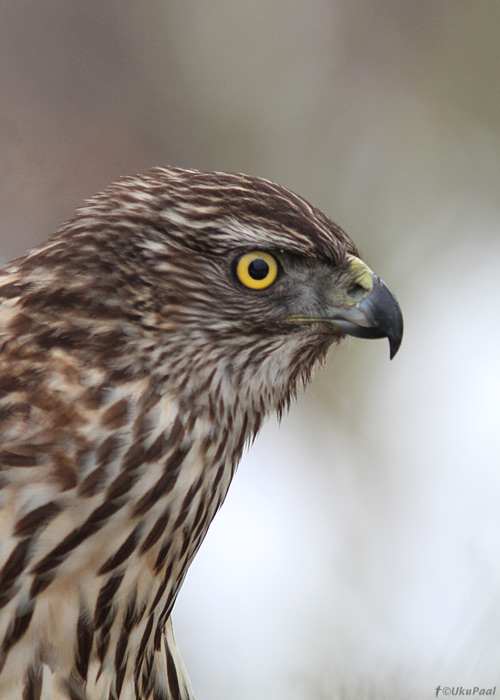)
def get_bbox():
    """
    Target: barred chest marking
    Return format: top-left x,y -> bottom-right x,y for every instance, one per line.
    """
0,364 -> 255,699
